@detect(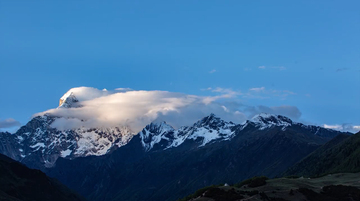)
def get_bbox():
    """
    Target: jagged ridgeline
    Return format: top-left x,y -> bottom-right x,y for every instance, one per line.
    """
0,89 -> 352,201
